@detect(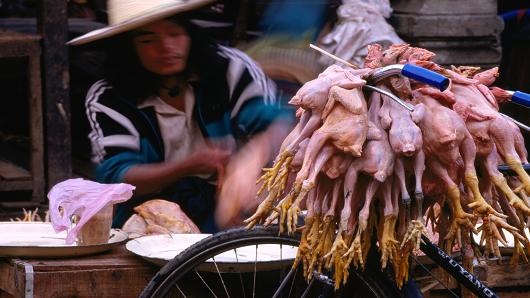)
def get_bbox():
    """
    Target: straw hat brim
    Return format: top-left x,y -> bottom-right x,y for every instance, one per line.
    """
67,0 -> 214,46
